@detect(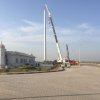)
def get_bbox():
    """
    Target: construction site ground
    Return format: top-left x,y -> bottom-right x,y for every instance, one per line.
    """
0,64 -> 100,100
